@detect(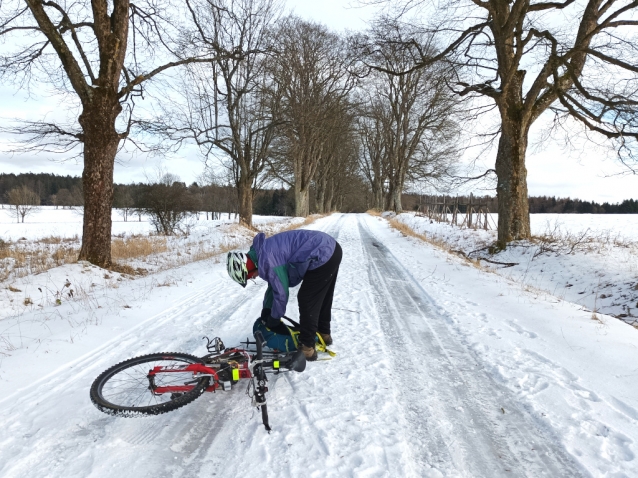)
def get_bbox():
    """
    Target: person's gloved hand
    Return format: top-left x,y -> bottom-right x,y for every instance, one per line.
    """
259,308 -> 279,327
265,315 -> 282,328
260,308 -> 289,334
